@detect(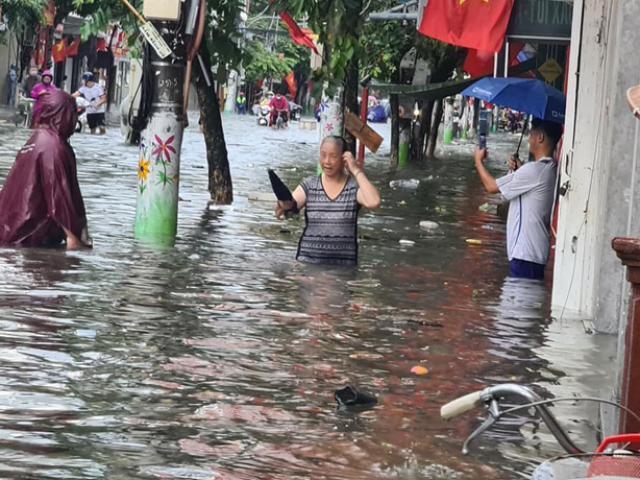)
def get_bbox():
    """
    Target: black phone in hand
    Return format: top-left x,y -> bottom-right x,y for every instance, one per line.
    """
479,134 -> 487,150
